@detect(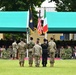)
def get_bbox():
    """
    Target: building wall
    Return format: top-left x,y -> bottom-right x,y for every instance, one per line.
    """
0,34 -> 3,39
30,29 -> 62,43
73,34 -> 76,40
